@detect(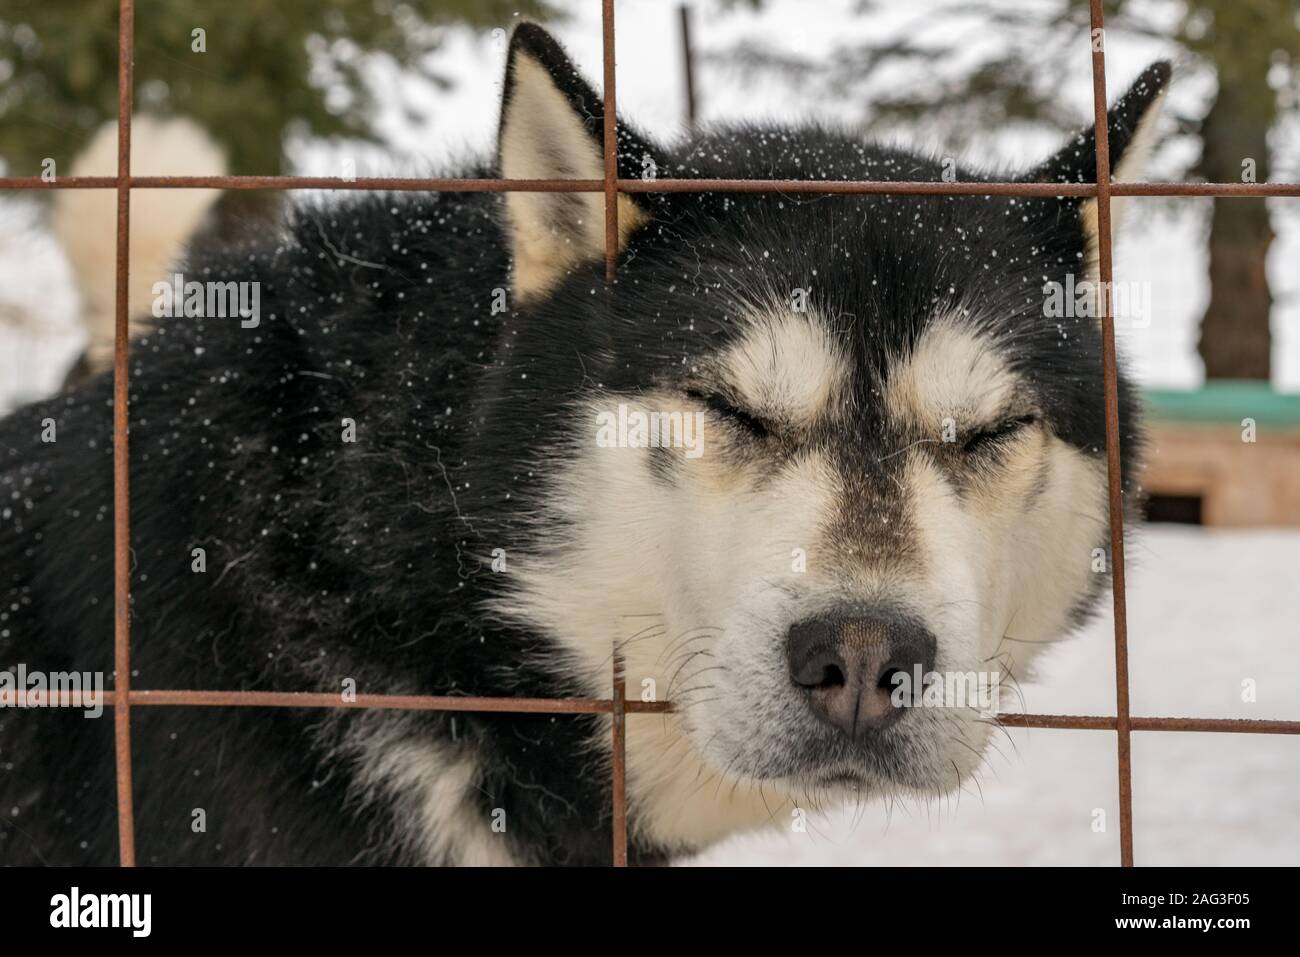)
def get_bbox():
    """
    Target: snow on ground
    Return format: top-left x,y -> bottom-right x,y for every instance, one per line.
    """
687,525 -> 1300,866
